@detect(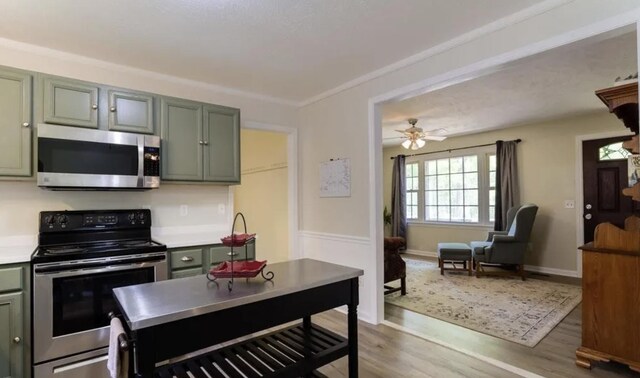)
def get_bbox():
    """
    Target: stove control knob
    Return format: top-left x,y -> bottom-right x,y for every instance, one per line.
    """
44,215 -> 55,225
58,215 -> 68,225
128,213 -> 136,222
137,212 -> 146,221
